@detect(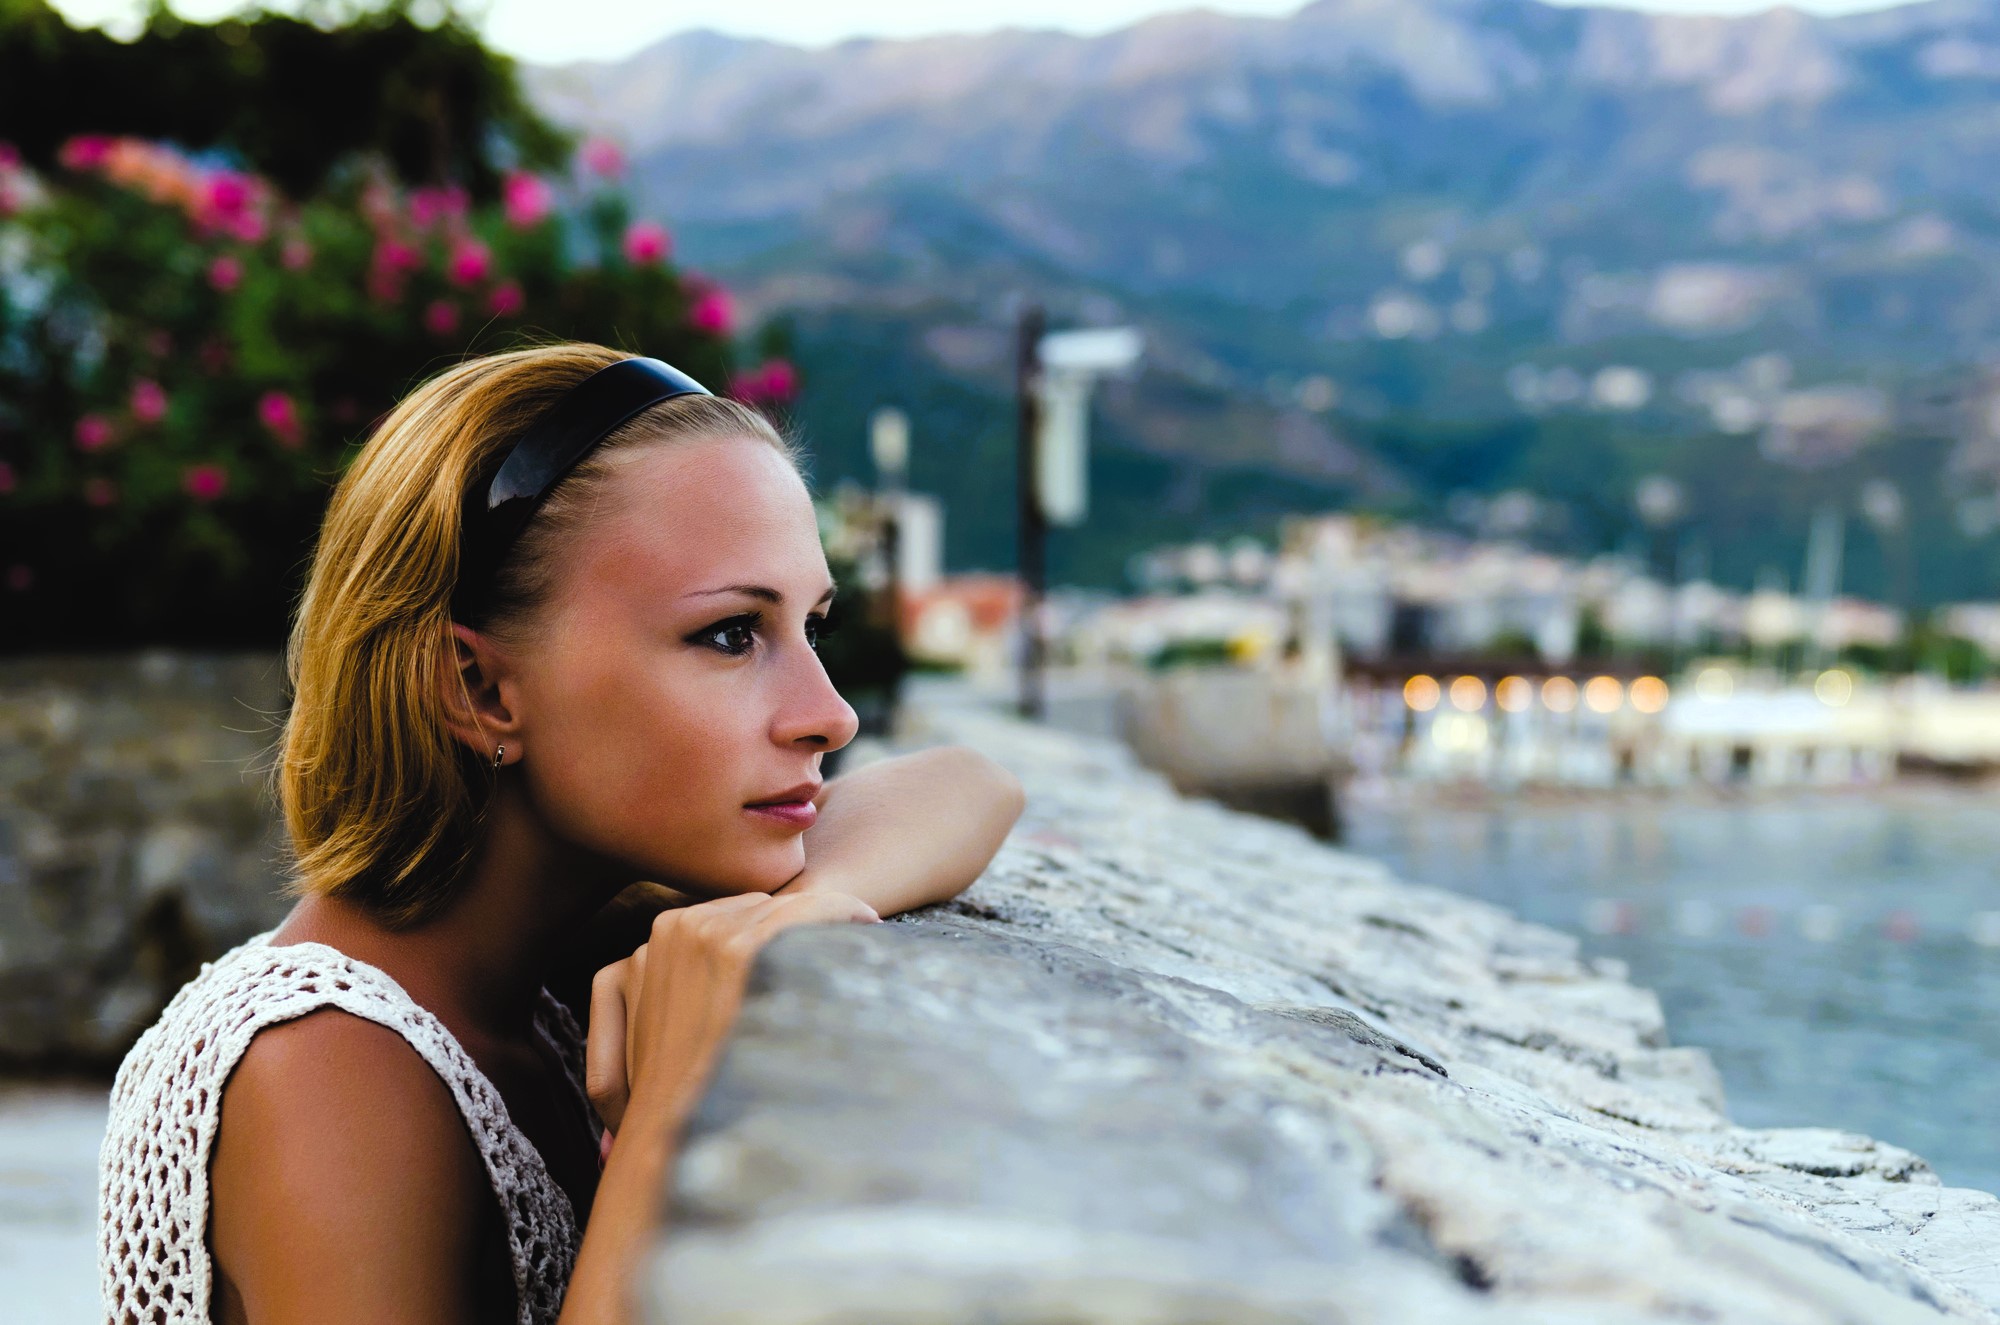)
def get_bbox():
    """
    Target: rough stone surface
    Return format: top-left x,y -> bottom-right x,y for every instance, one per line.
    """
0,656 -> 291,1068
648,694 -> 2000,1324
